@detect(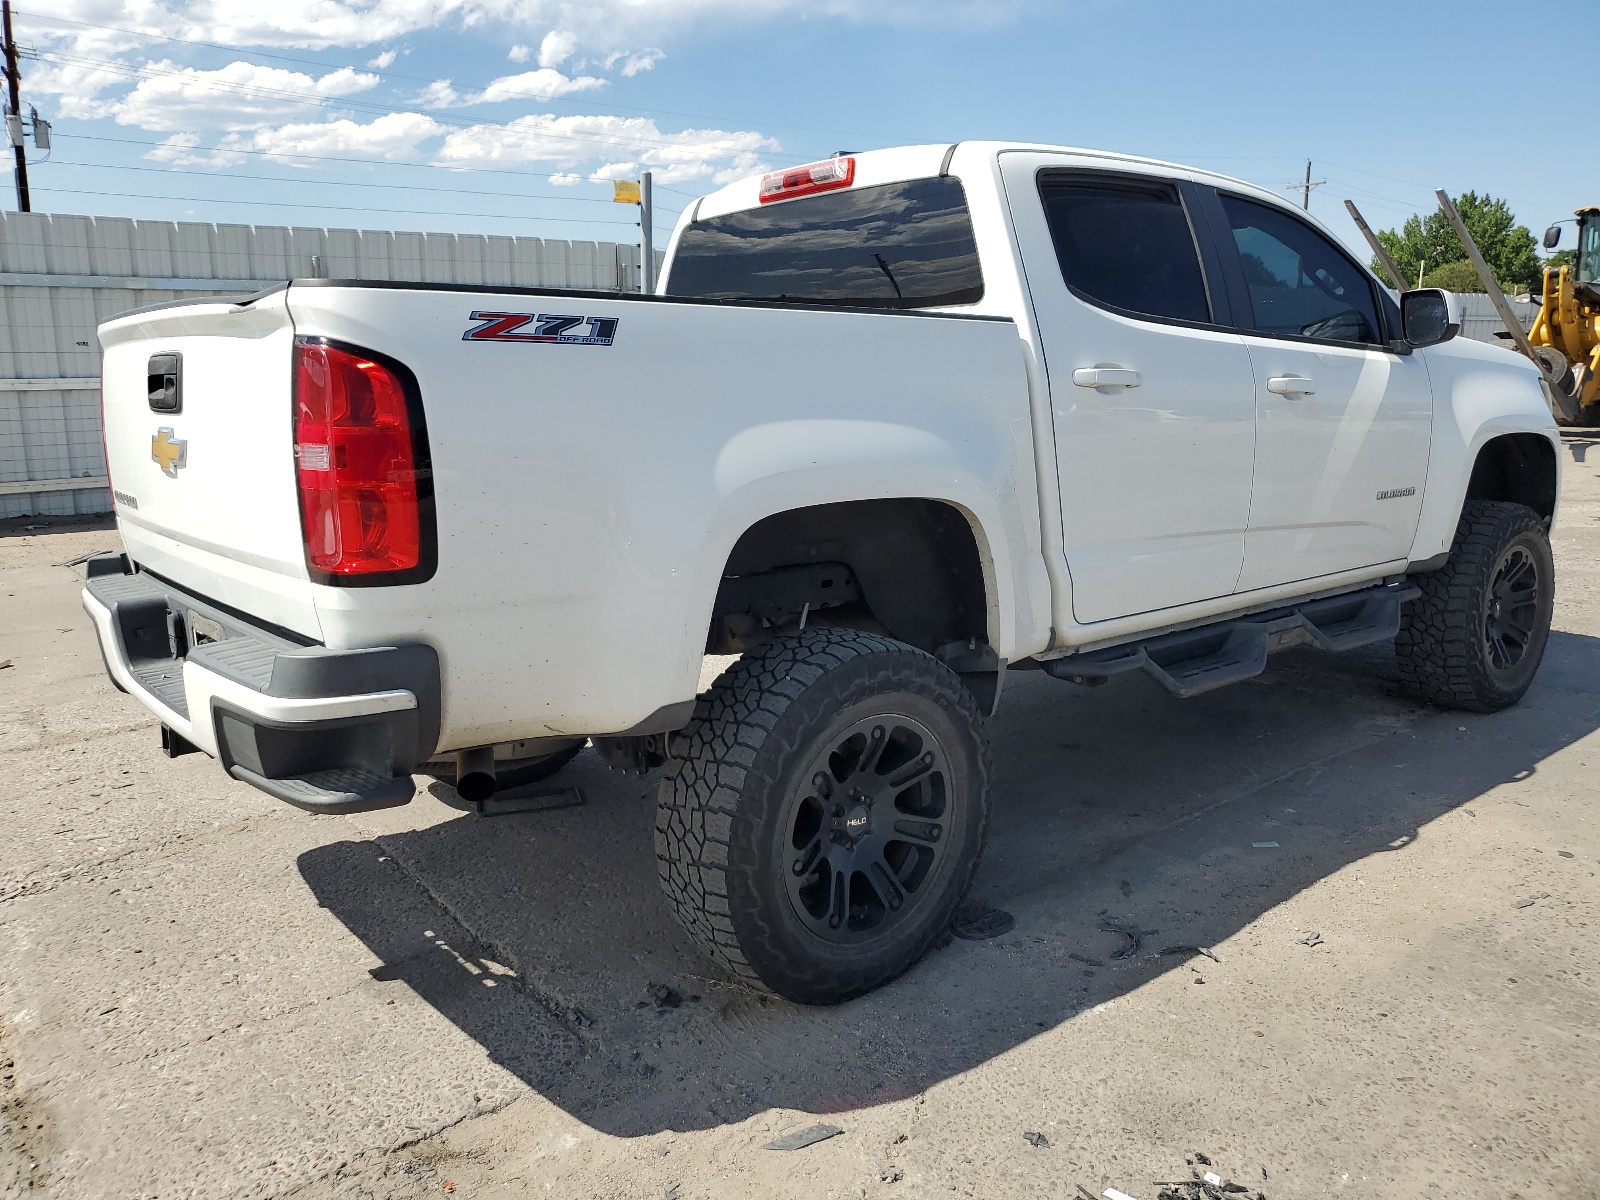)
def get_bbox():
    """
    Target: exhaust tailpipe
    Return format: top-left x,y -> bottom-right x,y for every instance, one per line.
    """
455,746 -> 497,804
